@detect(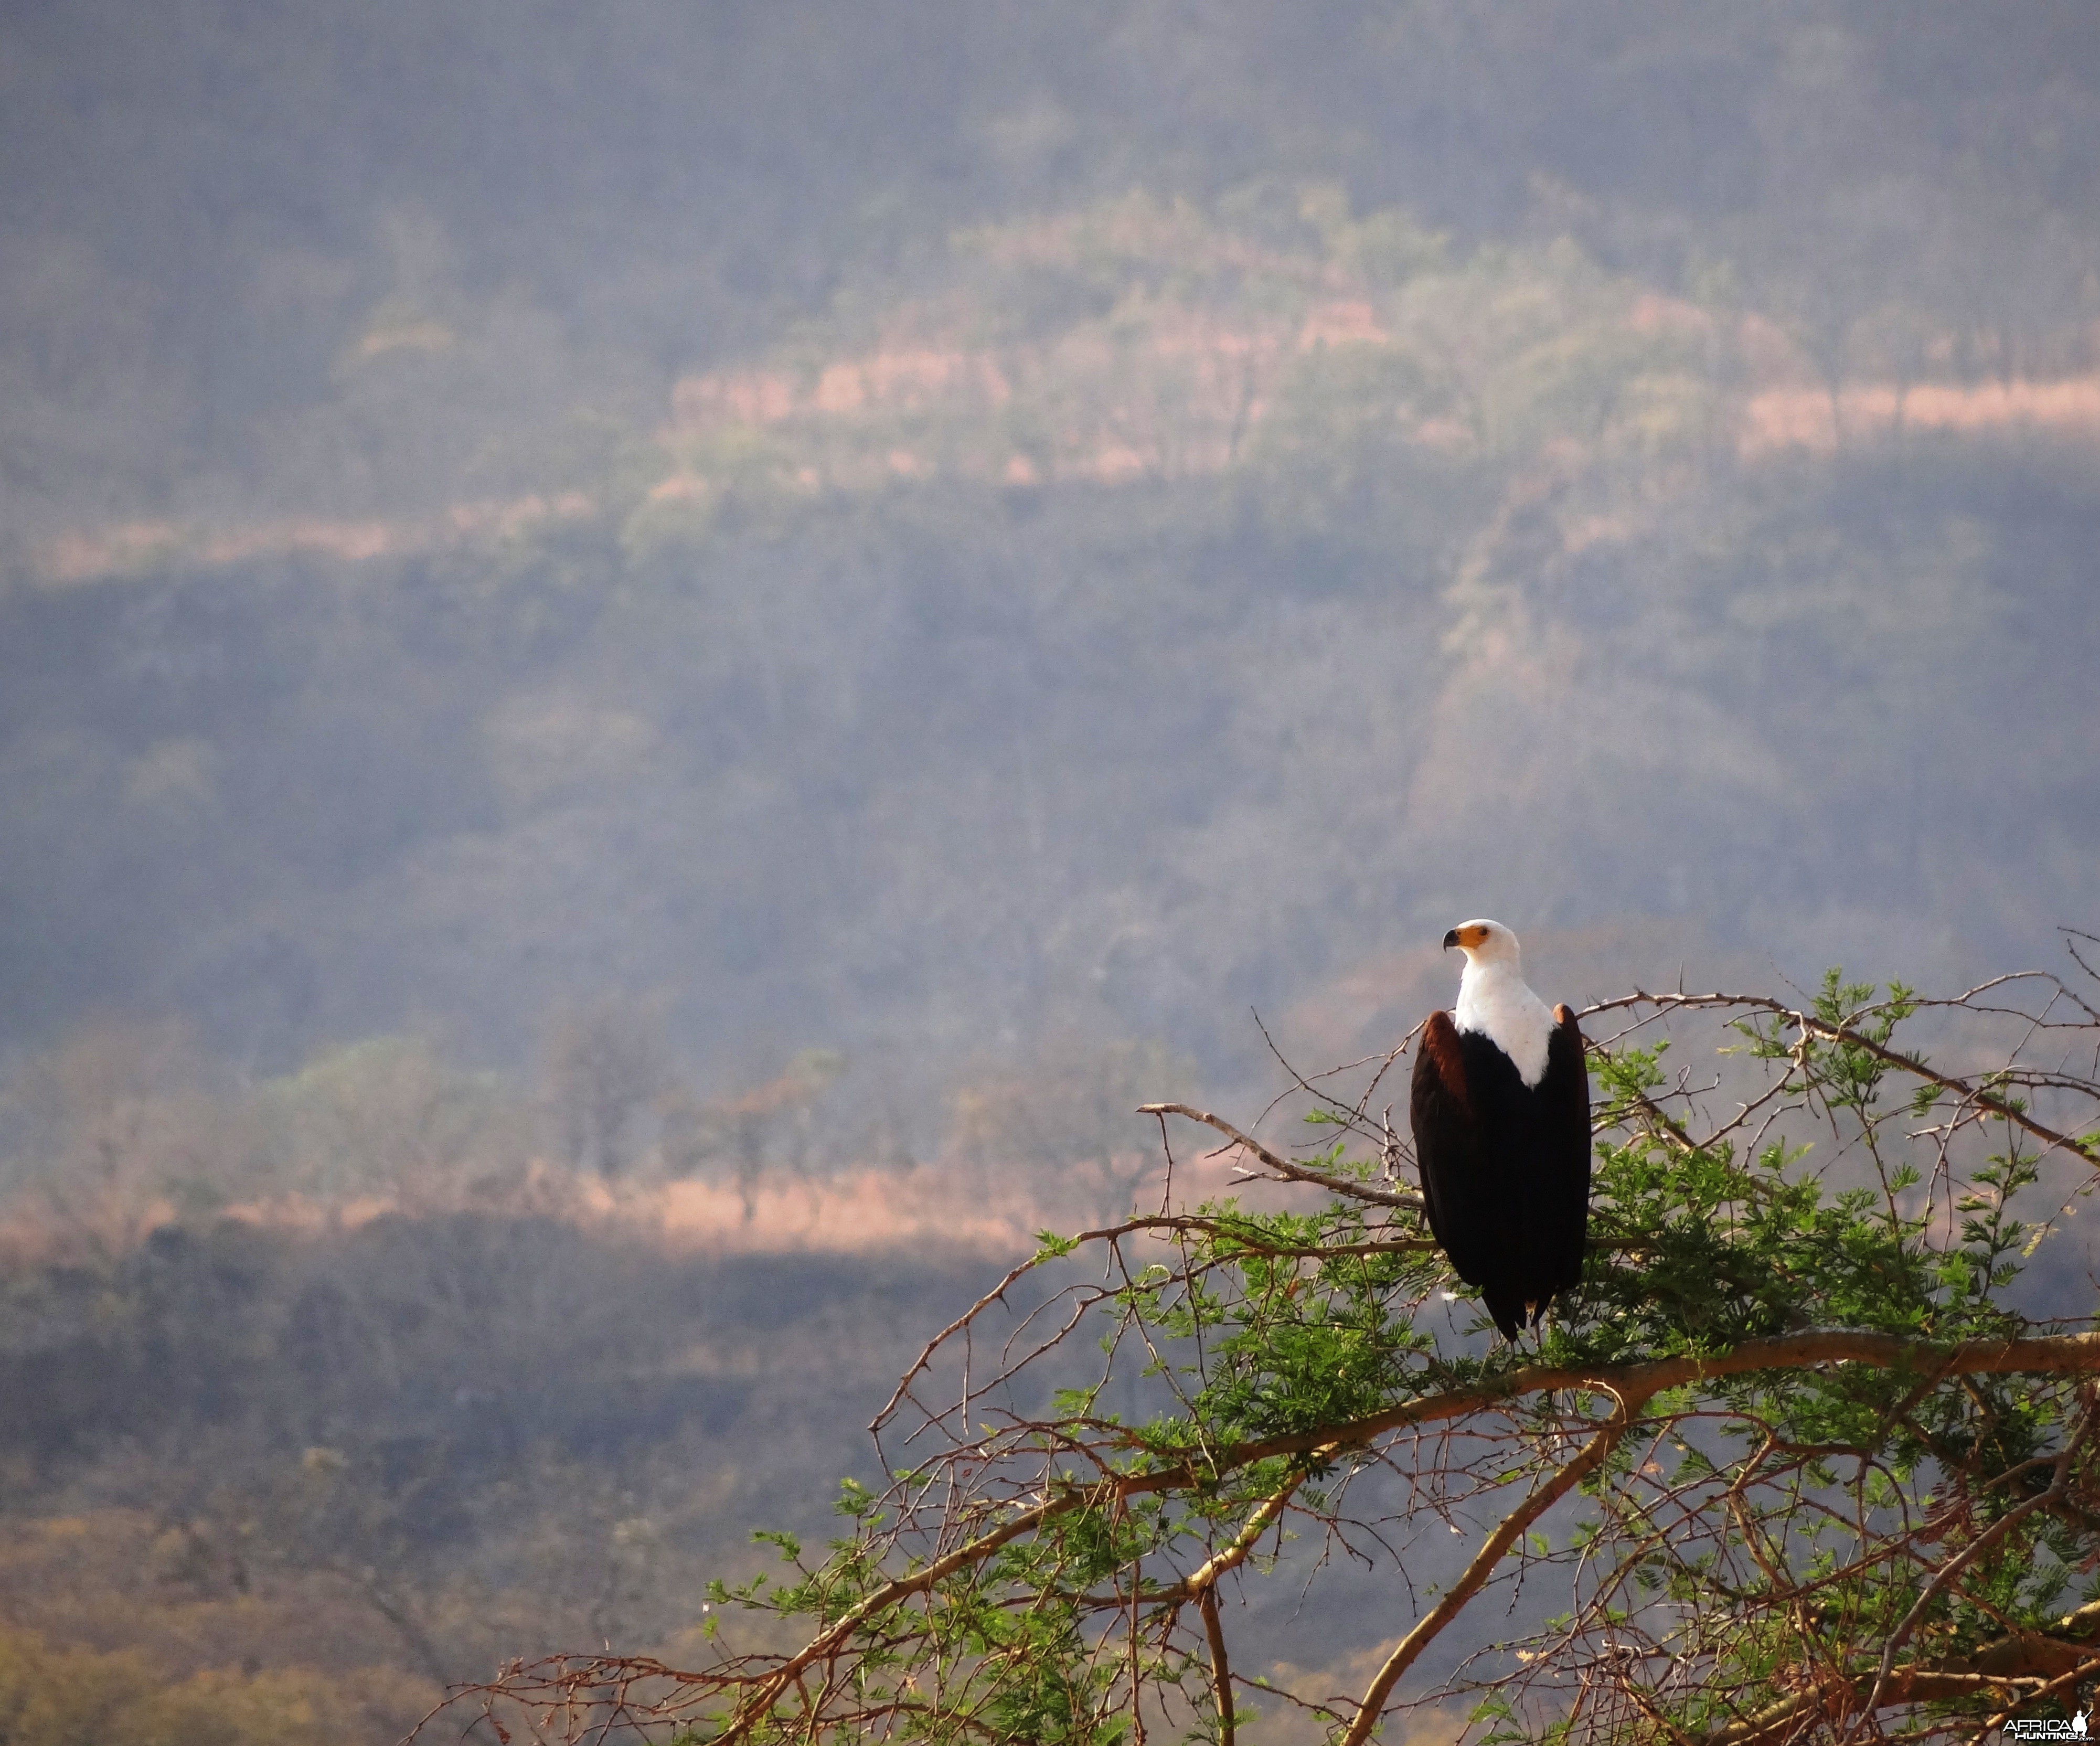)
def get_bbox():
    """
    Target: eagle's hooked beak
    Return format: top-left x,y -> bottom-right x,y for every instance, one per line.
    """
1442,928 -> 1461,951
